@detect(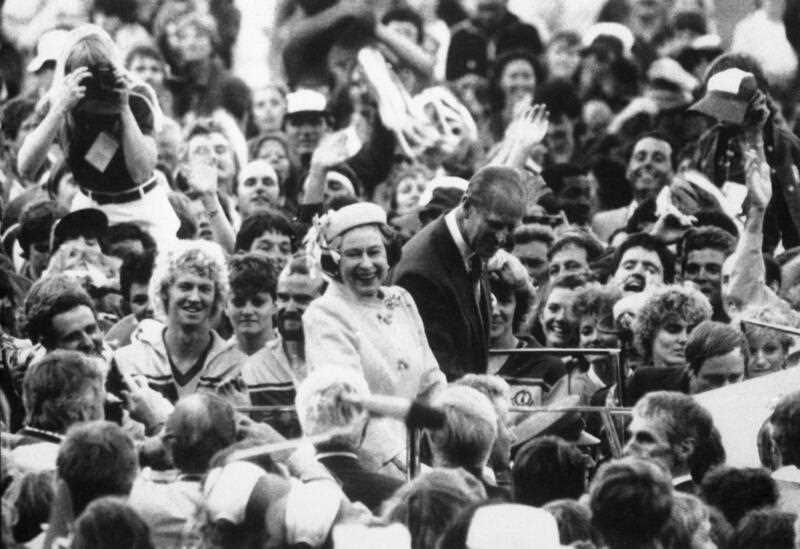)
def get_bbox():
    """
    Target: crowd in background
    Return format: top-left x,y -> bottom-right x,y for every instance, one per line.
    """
0,0 -> 800,547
